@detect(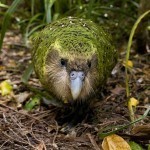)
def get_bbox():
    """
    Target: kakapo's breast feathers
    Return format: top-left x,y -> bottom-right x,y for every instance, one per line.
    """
31,17 -> 117,87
